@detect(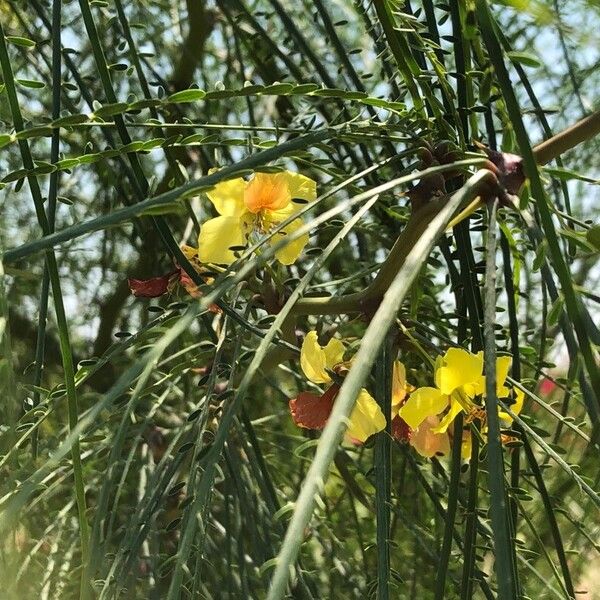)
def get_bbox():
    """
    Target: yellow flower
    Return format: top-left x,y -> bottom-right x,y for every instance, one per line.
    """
399,347 -> 524,434
391,360 -> 414,417
410,415 -> 450,458
390,359 -> 450,459
292,331 -> 386,443
198,170 -> 317,266
498,387 -> 525,425
300,331 -> 345,385
346,389 -> 387,443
